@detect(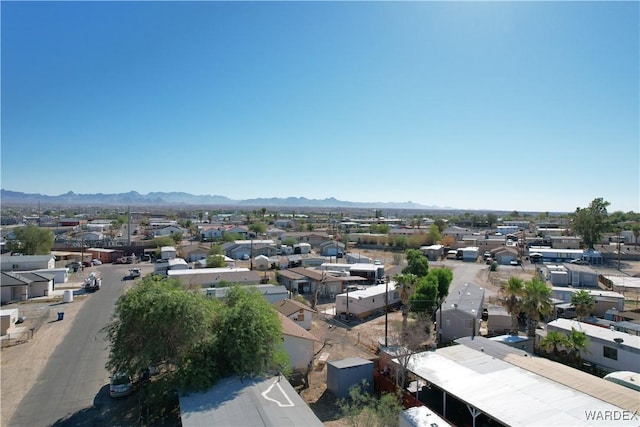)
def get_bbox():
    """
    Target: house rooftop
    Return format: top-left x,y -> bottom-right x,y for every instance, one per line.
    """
179,375 -> 323,427
547,319 -> 640,350
442,283 -> 484,312
277,313 -> 320,342
273,299 -> 316,317
401,343 -> 640,426
457,336 -> 640,413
